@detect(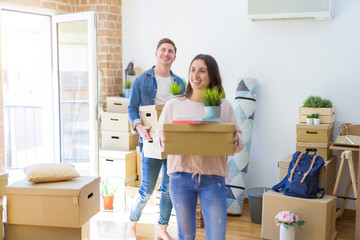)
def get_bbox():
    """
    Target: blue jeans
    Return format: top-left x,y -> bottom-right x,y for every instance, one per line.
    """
129,147 -> 172,226
170,172 -> 227,240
